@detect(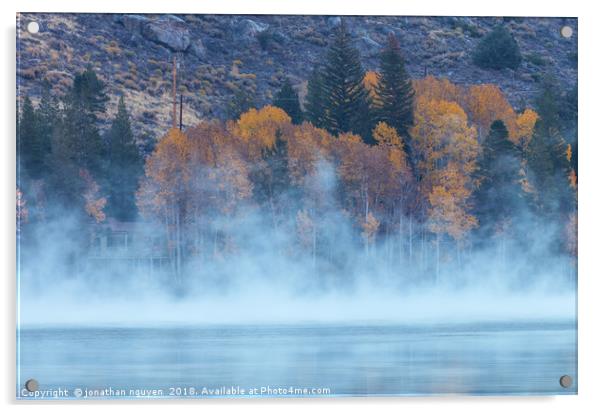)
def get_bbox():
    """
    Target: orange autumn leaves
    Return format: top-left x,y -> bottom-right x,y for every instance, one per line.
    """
411,98 -> 478,242
234,106 -> 291,153
409,77 -> 541,244
137,106 -> 416,250
137,76 -> 540,251
137,123 -> 253,219
413,76 -> 538,145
